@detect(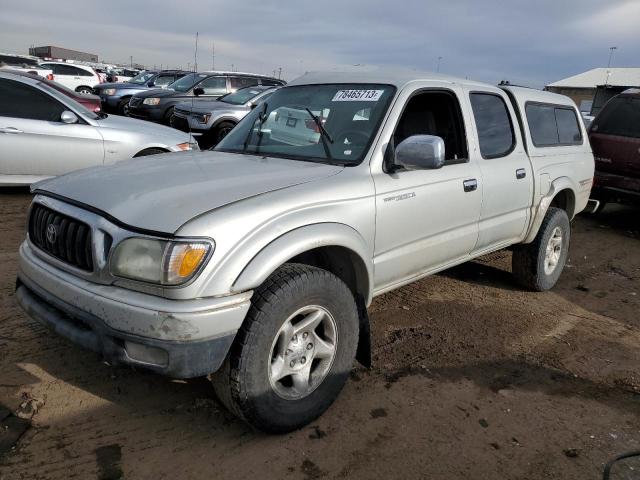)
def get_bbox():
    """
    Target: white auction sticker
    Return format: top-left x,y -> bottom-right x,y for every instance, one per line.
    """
332,90 -> 383,102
